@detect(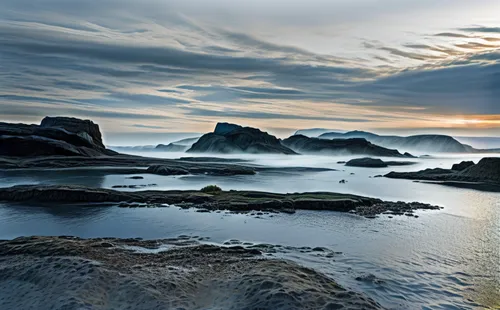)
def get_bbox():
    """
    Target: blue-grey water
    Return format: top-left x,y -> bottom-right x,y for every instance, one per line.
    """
0,152 -> 499,309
